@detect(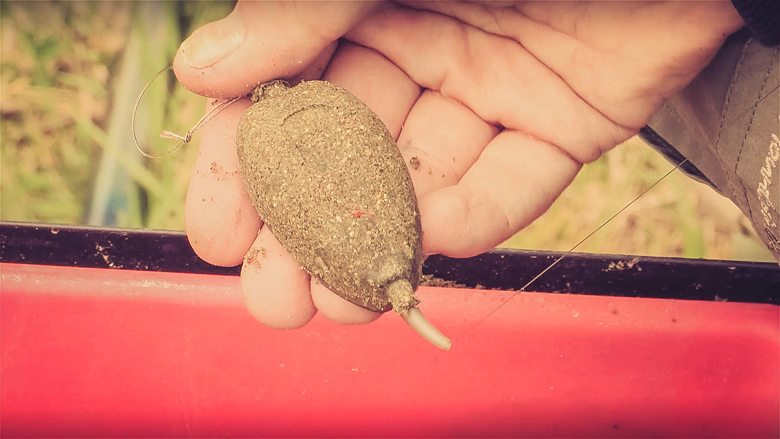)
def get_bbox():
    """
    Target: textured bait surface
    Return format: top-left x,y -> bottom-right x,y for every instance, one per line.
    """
236,80 -> 424,314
